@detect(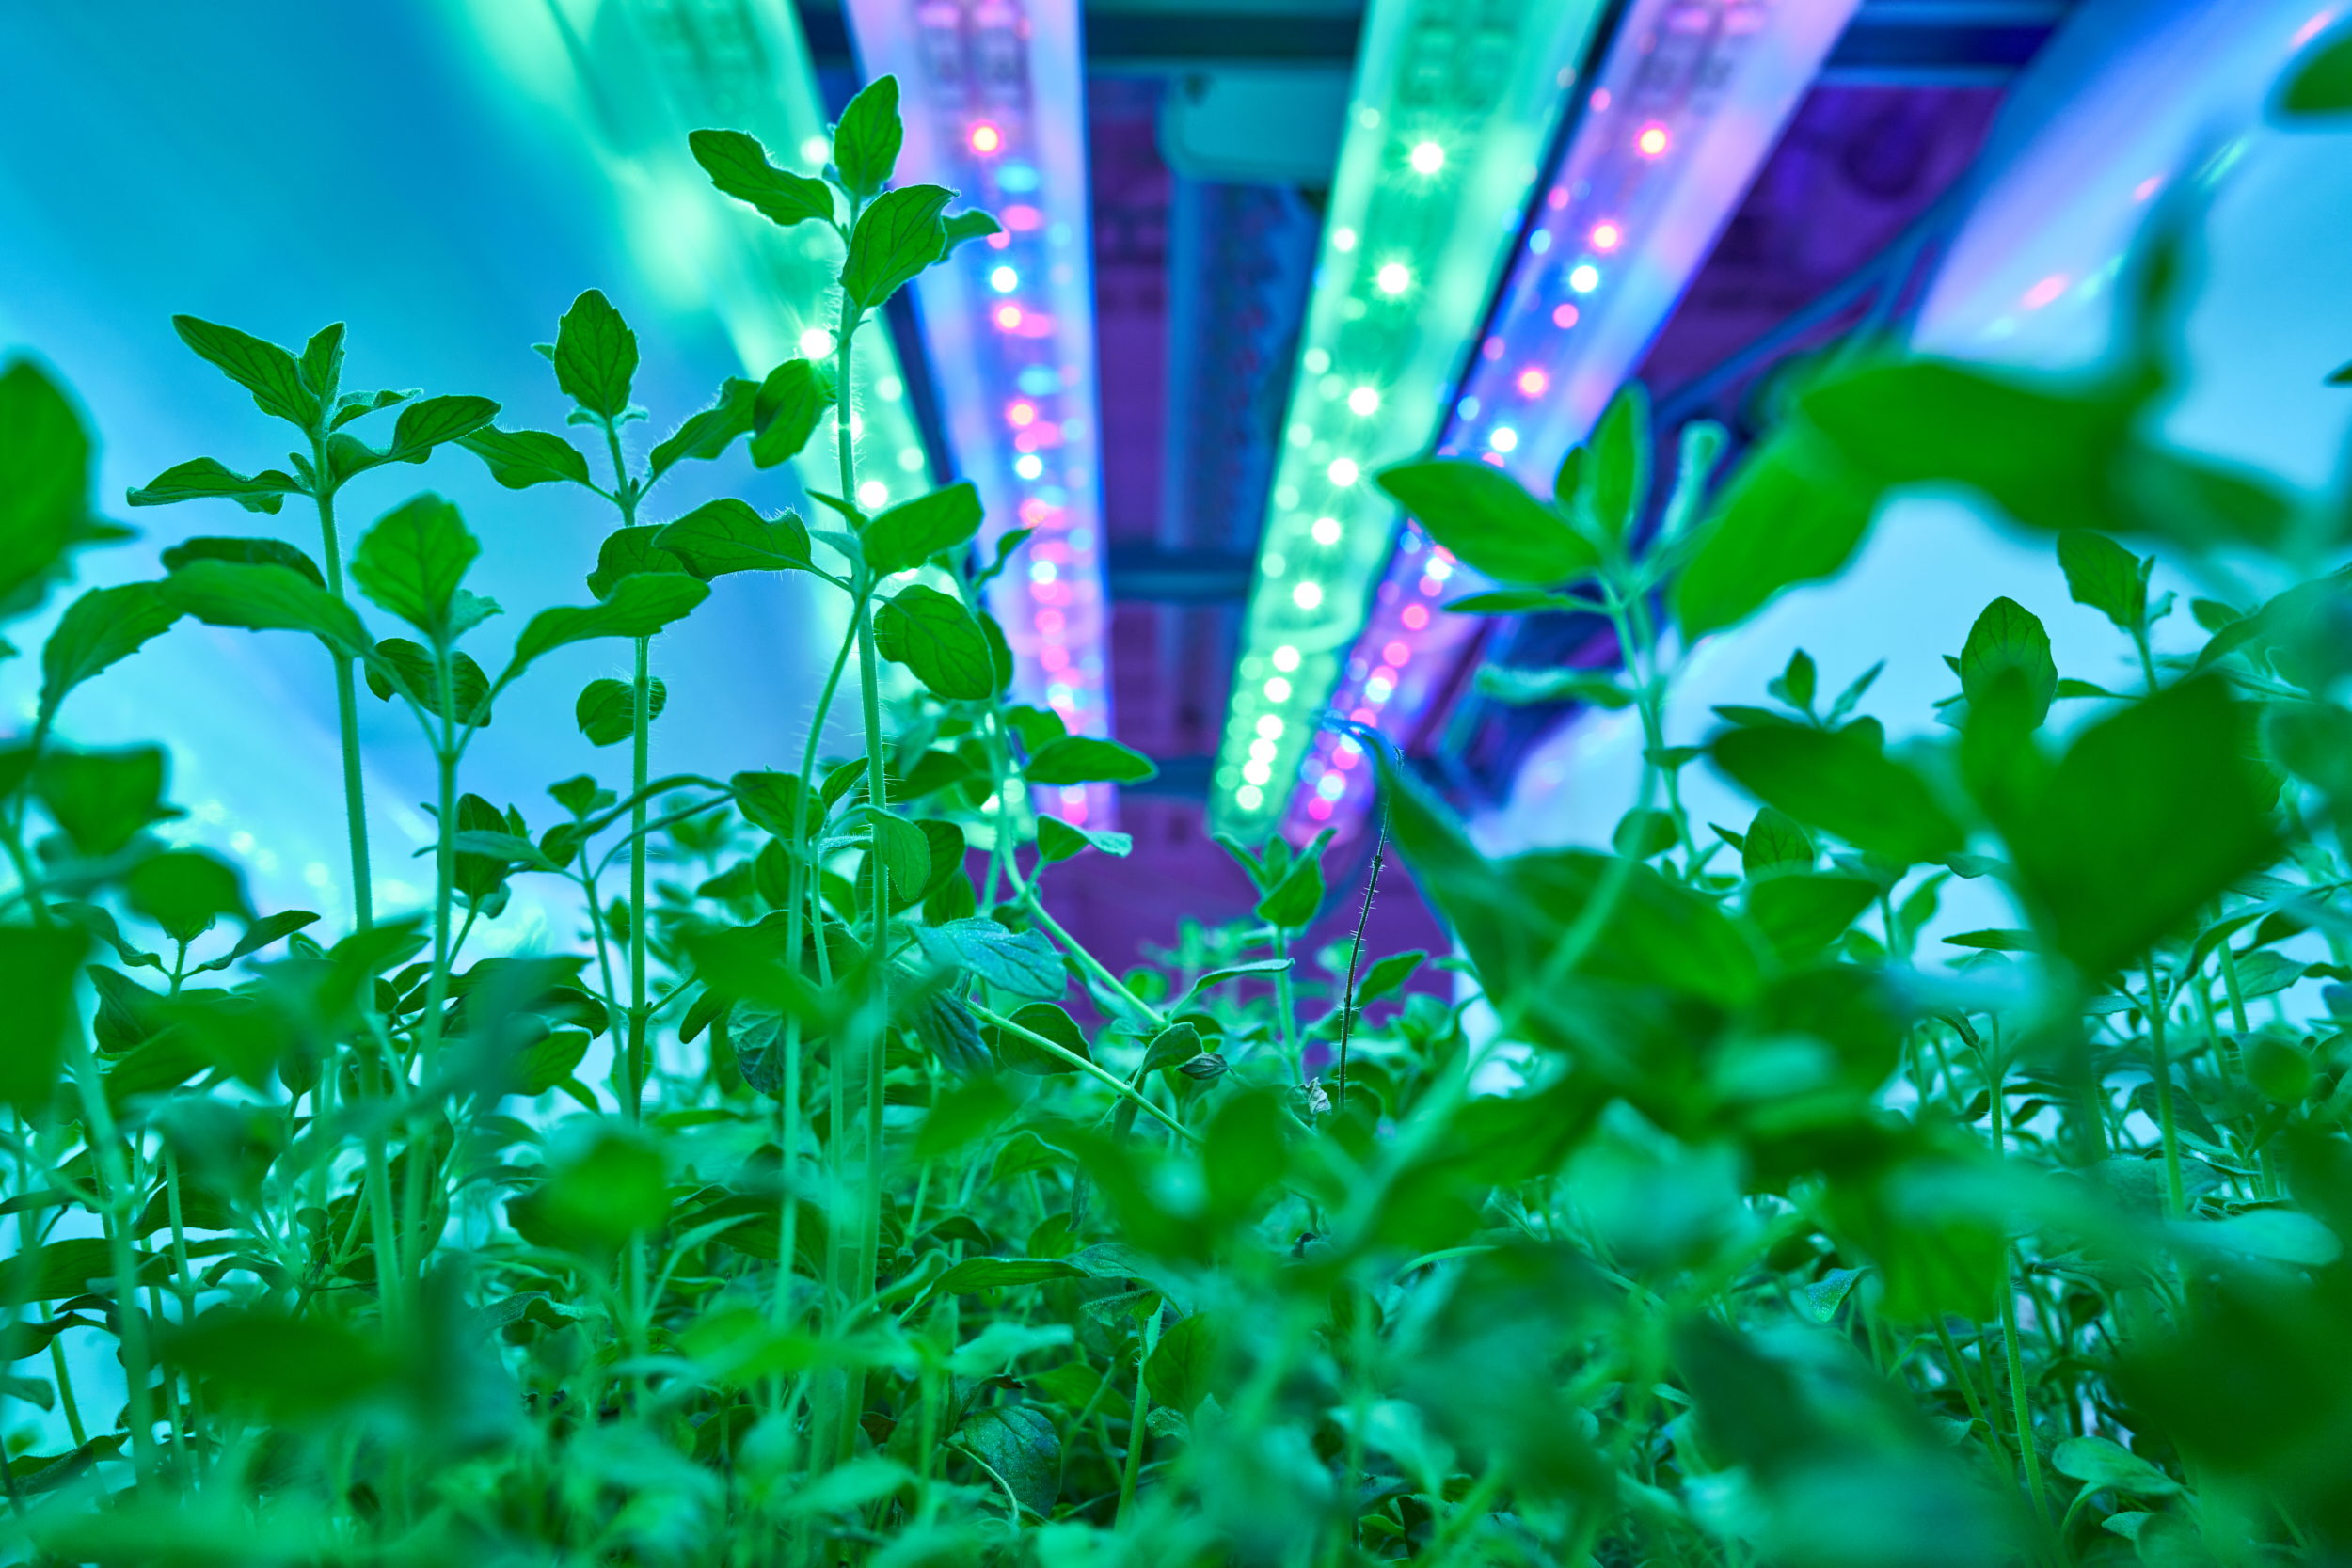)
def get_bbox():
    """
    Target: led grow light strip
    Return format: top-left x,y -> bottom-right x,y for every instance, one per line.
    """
842,0 -> 1117,827
458,0 -> 937,509
1279,0 -> 1864,842
1208,0 -> 1611,837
